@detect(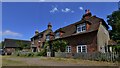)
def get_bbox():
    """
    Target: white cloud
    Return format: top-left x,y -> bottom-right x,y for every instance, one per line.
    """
50,6 -> 75,13
0,30 -> 22,37
79,7 -> 83,10
61,8 -> 71,12
50,7 -> 58,13
61,8 -> 74,13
